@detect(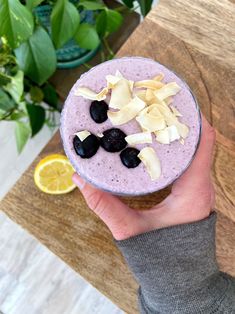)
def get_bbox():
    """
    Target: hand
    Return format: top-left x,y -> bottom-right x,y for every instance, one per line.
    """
73,115 -> 215,240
